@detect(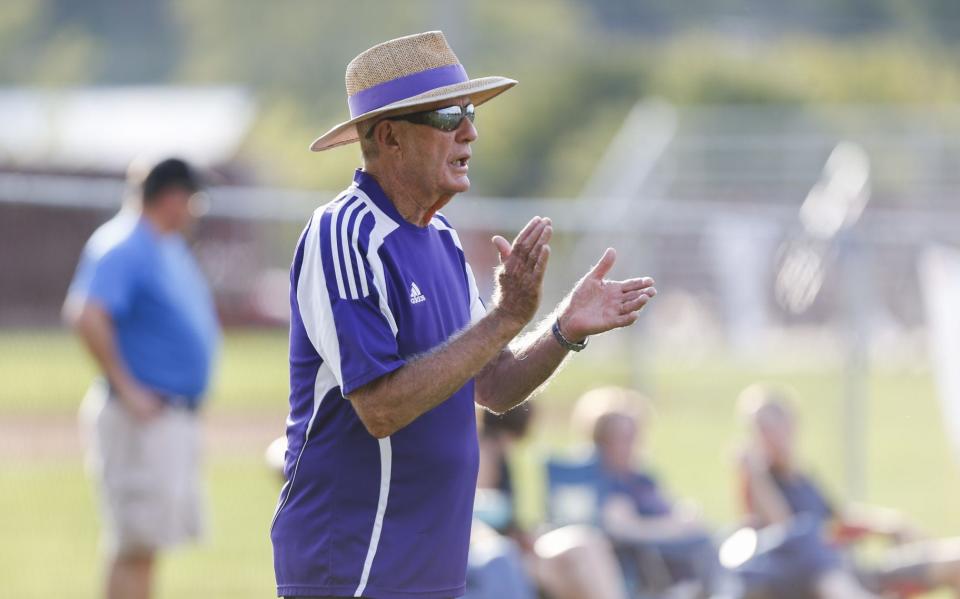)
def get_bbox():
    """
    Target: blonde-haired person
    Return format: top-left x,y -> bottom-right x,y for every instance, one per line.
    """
572,387 -> 719,598
472,405 -> 629,599
736,383 -> 960,598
